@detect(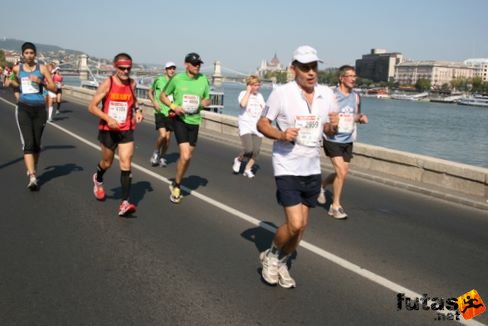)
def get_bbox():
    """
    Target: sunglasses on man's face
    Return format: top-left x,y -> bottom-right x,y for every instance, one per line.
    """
117,66 -> 132,72
295,62 -> 318,72
189,61 -> 201,67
